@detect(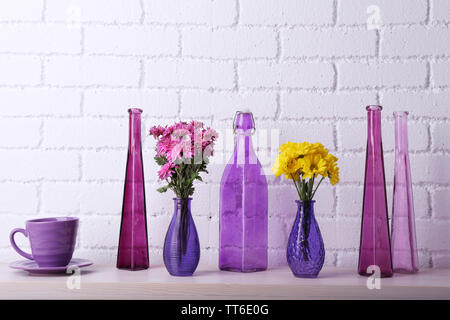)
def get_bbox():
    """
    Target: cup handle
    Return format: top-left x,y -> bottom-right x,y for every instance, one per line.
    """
10,228 -> 33,260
